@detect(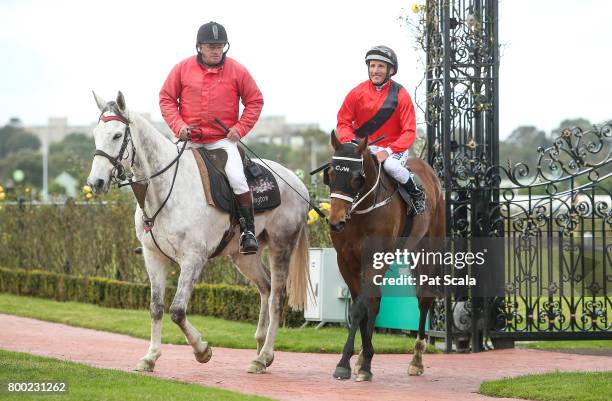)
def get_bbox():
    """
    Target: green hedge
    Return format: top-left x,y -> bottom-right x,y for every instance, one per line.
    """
0,268 -> 303,326
0,198 -> 330,285
0,200 -> 149,283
